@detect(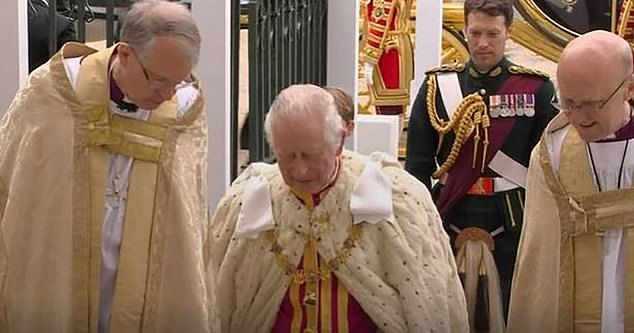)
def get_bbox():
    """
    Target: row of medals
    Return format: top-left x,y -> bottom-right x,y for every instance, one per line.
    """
488,94 -> 536,118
